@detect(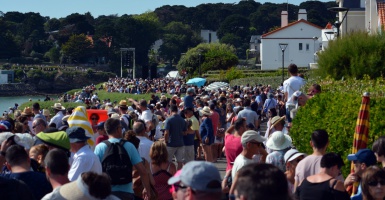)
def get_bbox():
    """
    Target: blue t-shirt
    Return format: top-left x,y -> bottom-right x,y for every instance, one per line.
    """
184,95 -> 194,109
183,132 -> 195,146
94,138 -> 142,194
2,171 -> 52,200
200,118 -> 214,145
164,114 -> 187,147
